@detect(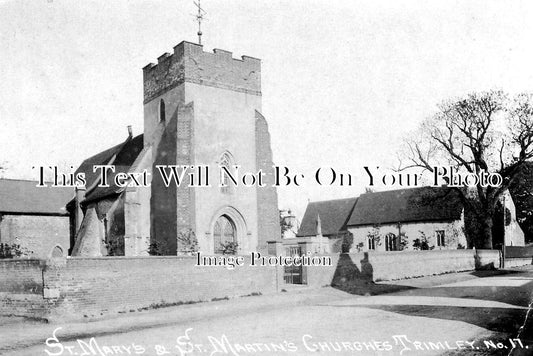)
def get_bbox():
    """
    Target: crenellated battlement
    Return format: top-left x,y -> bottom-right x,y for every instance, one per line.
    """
143,41 -> 261,103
